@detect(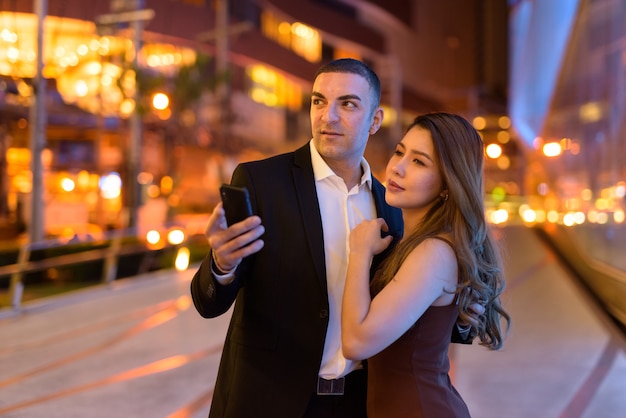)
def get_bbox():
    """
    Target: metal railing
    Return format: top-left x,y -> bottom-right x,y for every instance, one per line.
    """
0,230 -> 178,311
